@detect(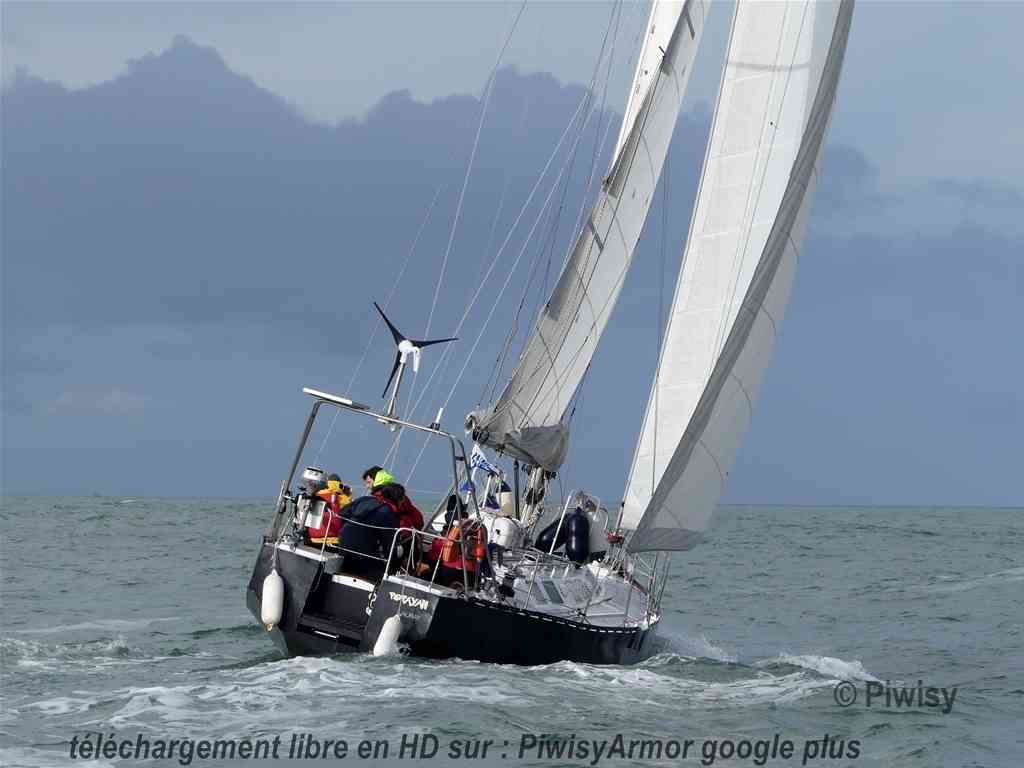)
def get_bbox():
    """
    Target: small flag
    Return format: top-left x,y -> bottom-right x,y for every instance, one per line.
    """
470,444 -> 501,476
